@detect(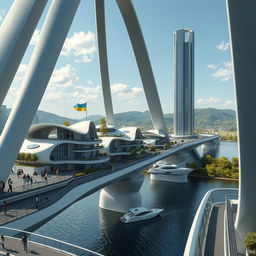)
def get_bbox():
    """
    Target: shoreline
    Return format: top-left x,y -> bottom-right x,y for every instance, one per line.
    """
189,174 -> 238,182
